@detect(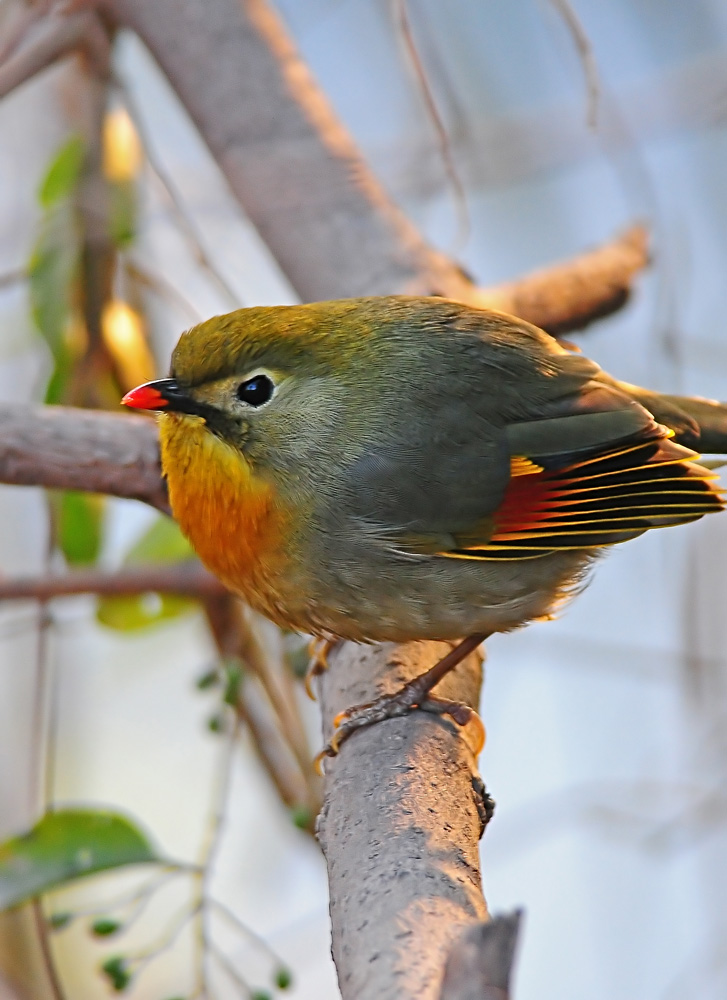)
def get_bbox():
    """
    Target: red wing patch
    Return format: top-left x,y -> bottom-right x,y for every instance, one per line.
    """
447,436 -> 724,561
